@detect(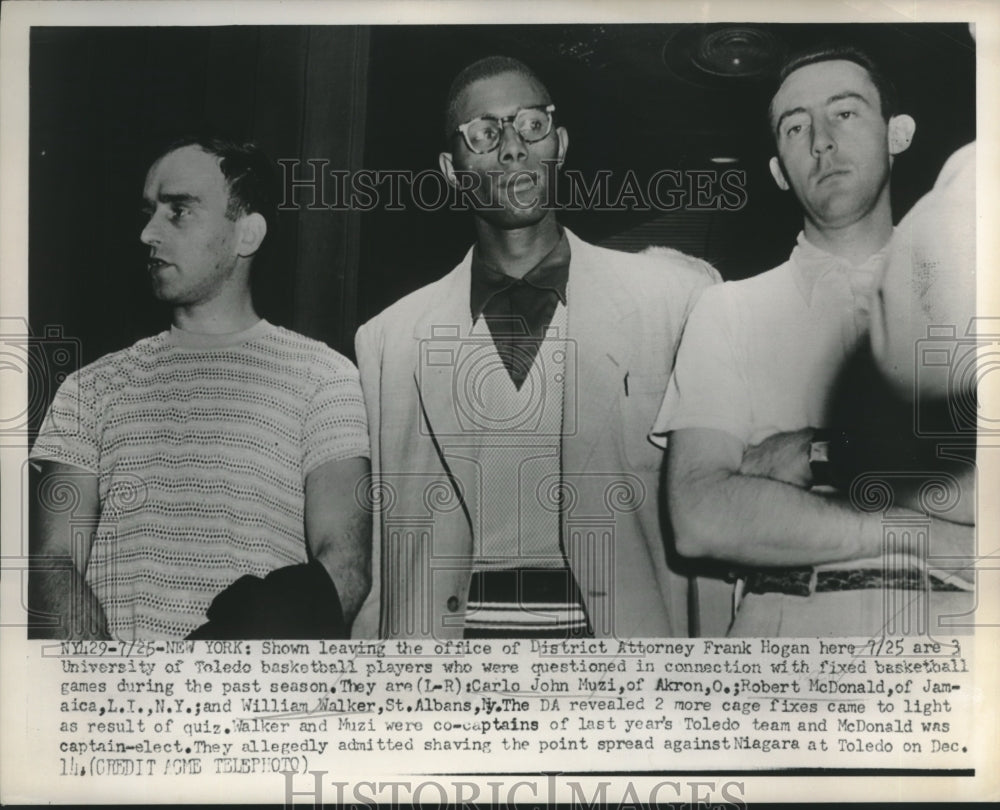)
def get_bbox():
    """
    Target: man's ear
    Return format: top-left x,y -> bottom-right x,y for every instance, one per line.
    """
555,126 -> 569,168
439,151 -> 457,188
235,212 -> 267,257
769,156 -> 790,191
887,114 -> 916,156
